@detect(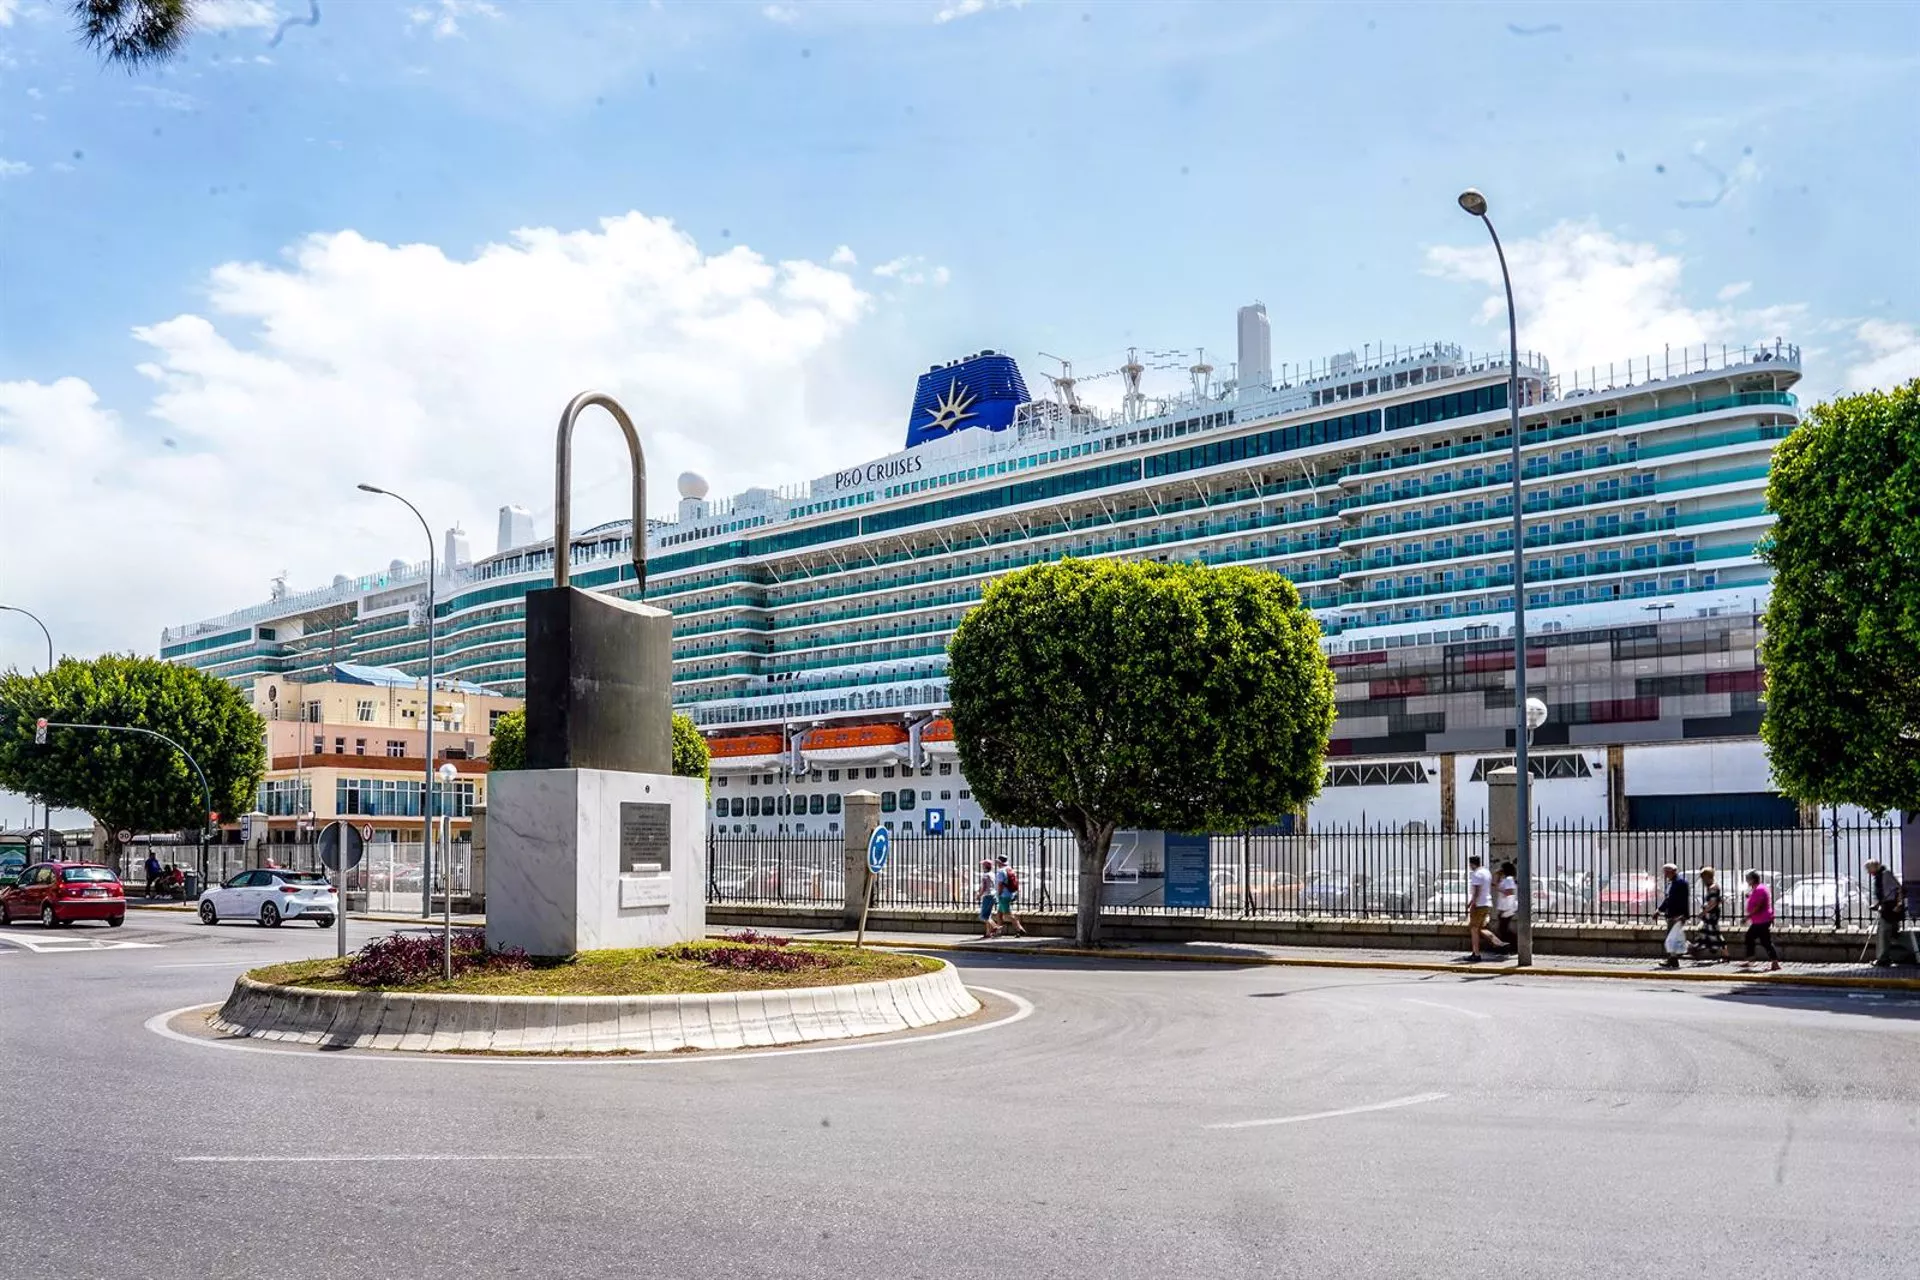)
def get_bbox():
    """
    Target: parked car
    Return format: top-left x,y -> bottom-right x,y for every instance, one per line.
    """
1359,871 -> 1427,915
0,861 -> 126,928
1424,873 -> 1469,917
1597,871 -> 1662,914
1299,871 -> 1354,913
198,868 -> 337,927
1775,876 -> 1865,923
